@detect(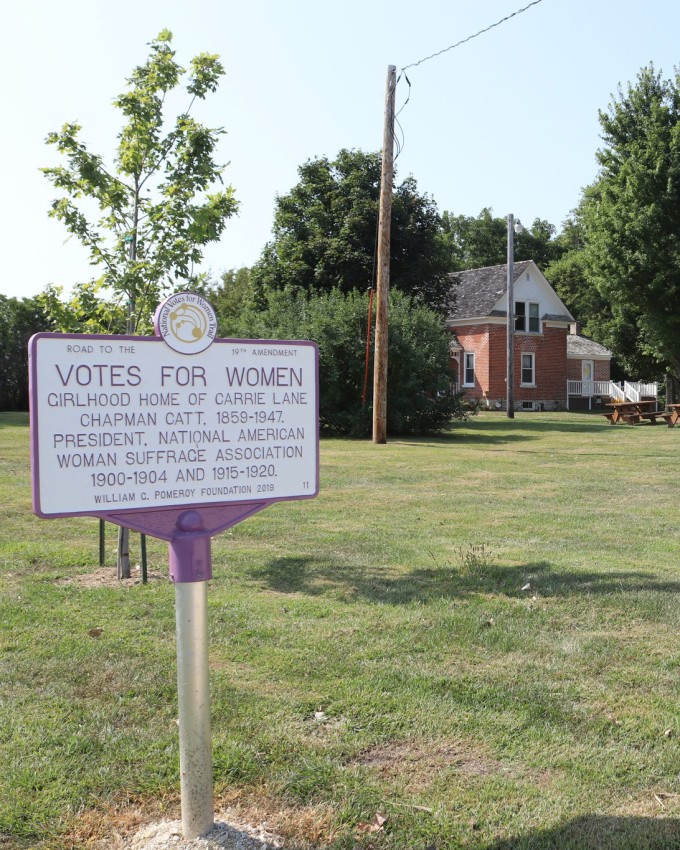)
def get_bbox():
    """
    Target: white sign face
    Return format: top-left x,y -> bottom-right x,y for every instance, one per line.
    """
30,335 -> 319,517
